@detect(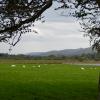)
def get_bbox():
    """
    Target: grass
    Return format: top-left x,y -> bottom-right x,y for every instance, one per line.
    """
0,64 -> 99,100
